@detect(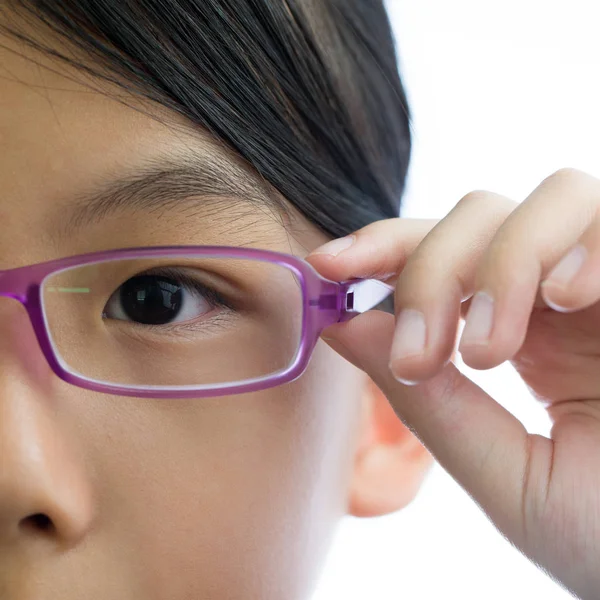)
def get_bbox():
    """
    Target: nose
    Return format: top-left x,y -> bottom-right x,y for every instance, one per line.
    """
0,297 -> 93,550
